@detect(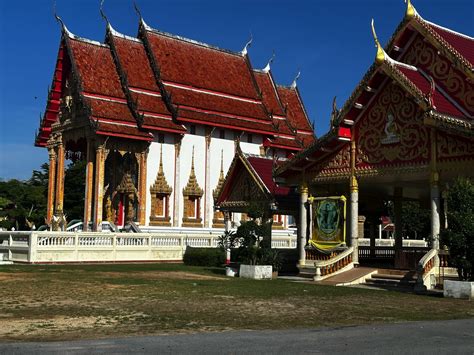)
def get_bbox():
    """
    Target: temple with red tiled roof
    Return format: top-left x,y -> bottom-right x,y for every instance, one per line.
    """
37,11 -> 315,232
273,0 -> 473,286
